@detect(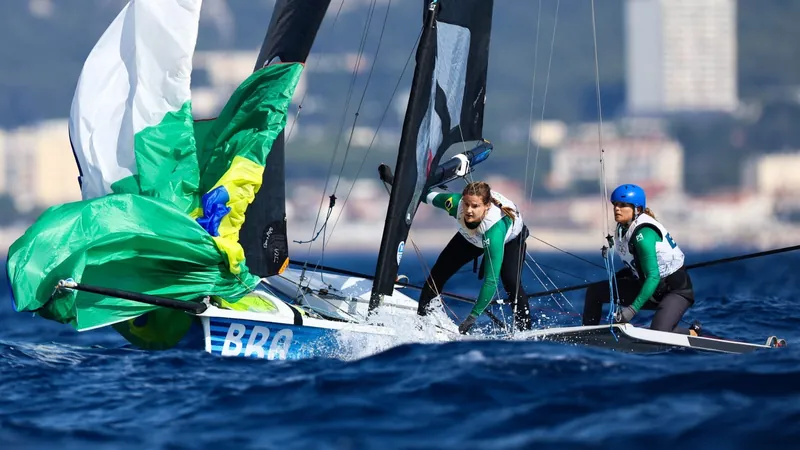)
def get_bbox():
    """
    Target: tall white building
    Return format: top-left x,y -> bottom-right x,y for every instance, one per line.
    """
625,0 -> 738,114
